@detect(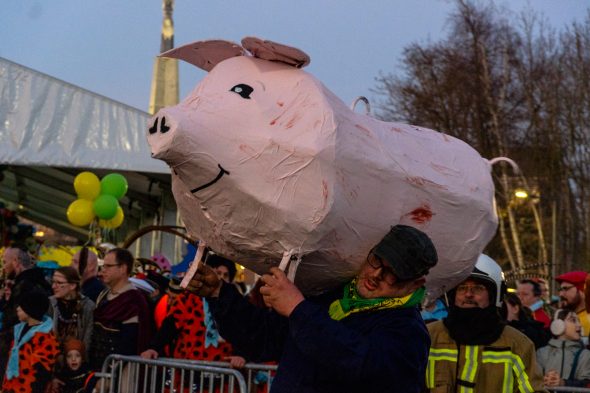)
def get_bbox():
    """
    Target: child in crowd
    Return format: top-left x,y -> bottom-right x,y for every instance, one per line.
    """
537,309 -> 590,388
53,338 -> 96,393
2,290 -> 59,393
